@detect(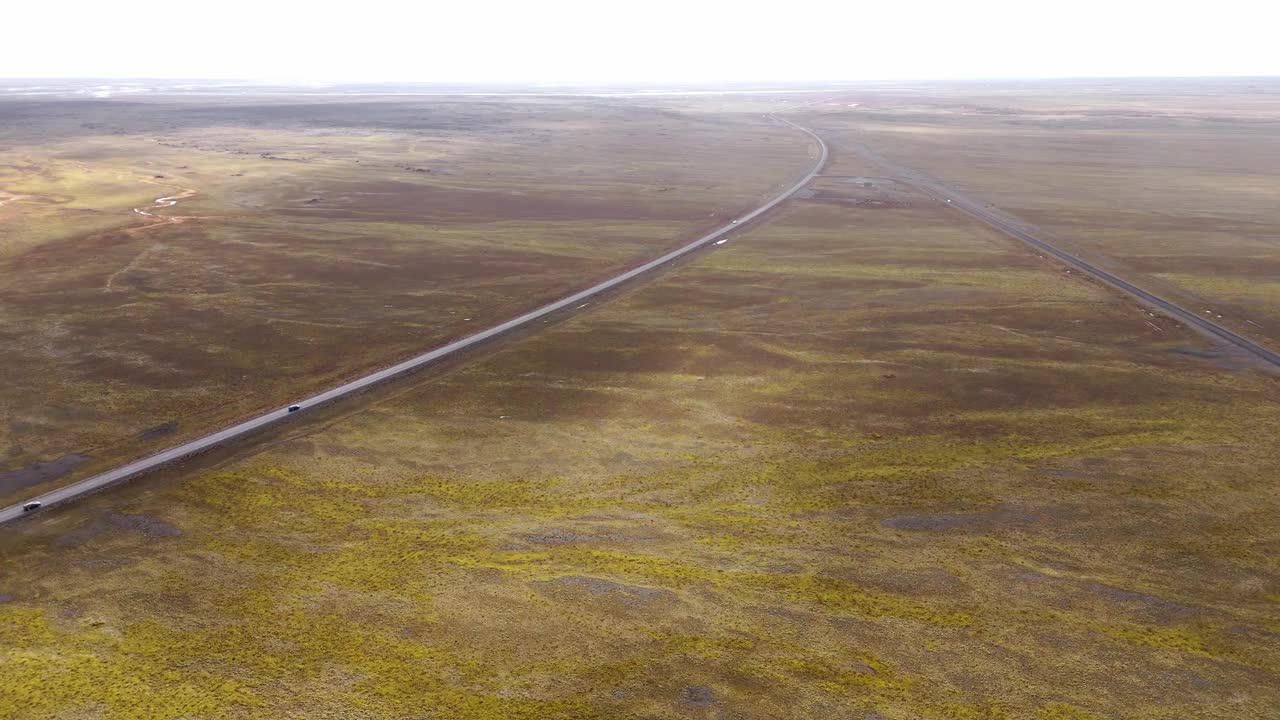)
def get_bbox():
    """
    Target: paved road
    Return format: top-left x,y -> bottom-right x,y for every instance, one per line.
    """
0,112 -> 829,526
843,139 -> 1280,371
